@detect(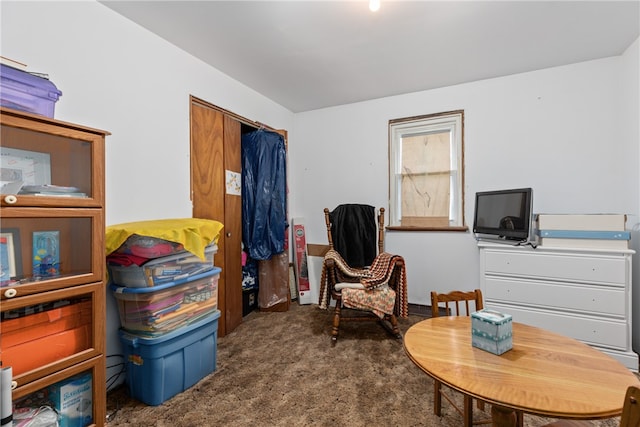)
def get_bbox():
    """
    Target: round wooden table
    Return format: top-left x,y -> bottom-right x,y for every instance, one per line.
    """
403,316 -> 640,426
